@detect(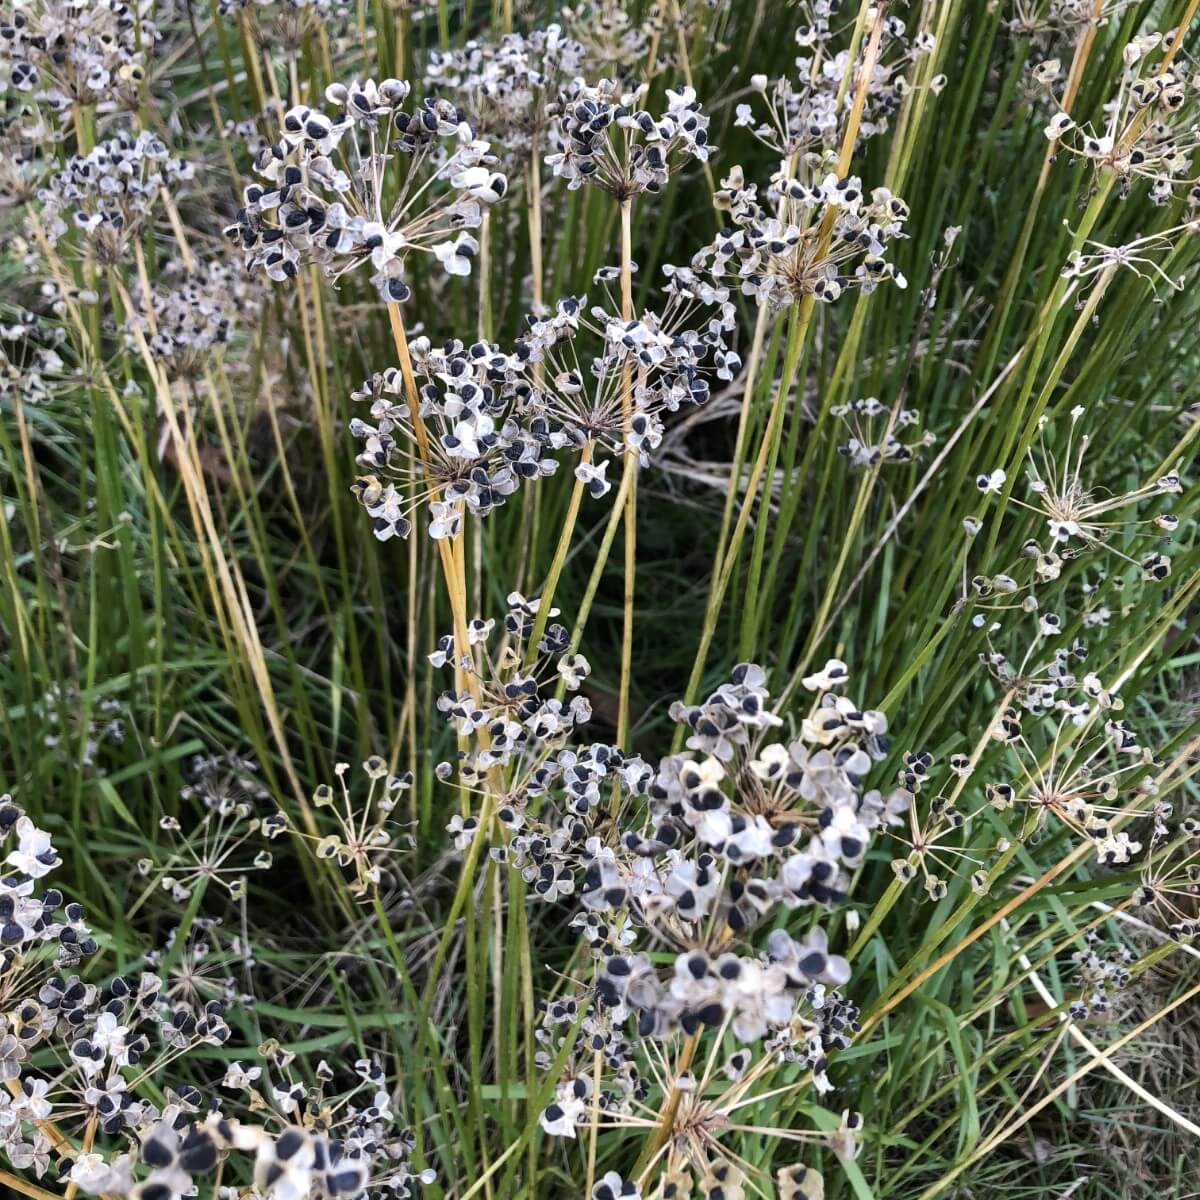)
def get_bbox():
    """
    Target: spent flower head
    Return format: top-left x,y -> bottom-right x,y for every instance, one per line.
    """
1043,32 -> 1199,204
832,396 -> 933,468
304,757 -> 414,898
127,256 -> 265,377
425,25 -> 584,160
1015,408 -> 1183,580
560,0 -> 661,81
0,0 -> 158,109
518,273 -> 739,492
217,0 -> 354,53
227,78 -> 507,303
694,165 -> 909,309
138,754 -> 286,903
738,13 -> 941,159
546,78 -> 712,199
38,130 -> 193,267
349,334 -> 556,541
